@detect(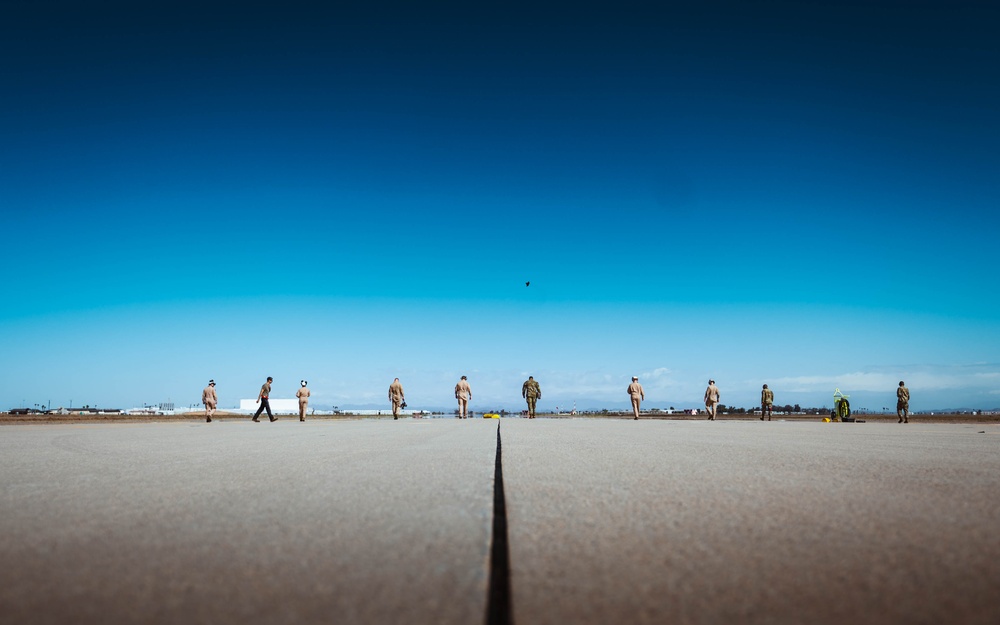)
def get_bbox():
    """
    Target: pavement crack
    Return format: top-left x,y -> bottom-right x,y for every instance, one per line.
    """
486,422 -> 513,625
